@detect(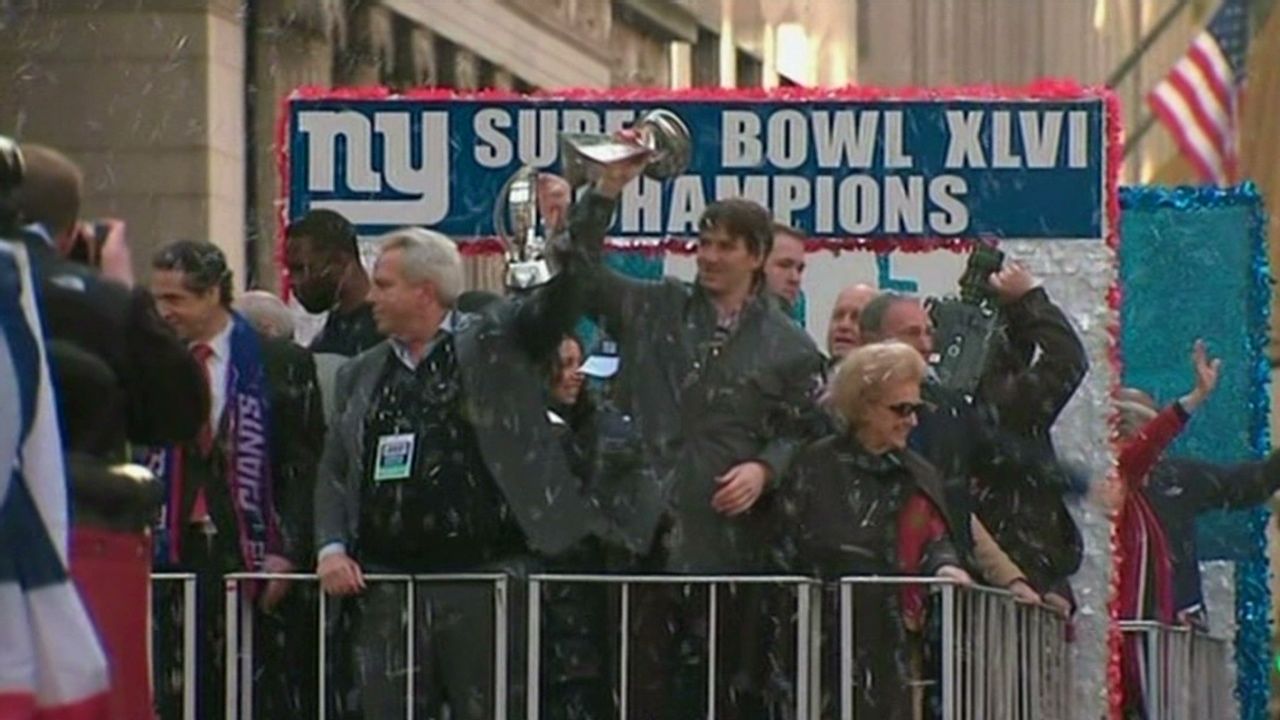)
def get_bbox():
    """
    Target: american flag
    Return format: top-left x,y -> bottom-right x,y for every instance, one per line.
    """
1147,0 -> 1249,184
